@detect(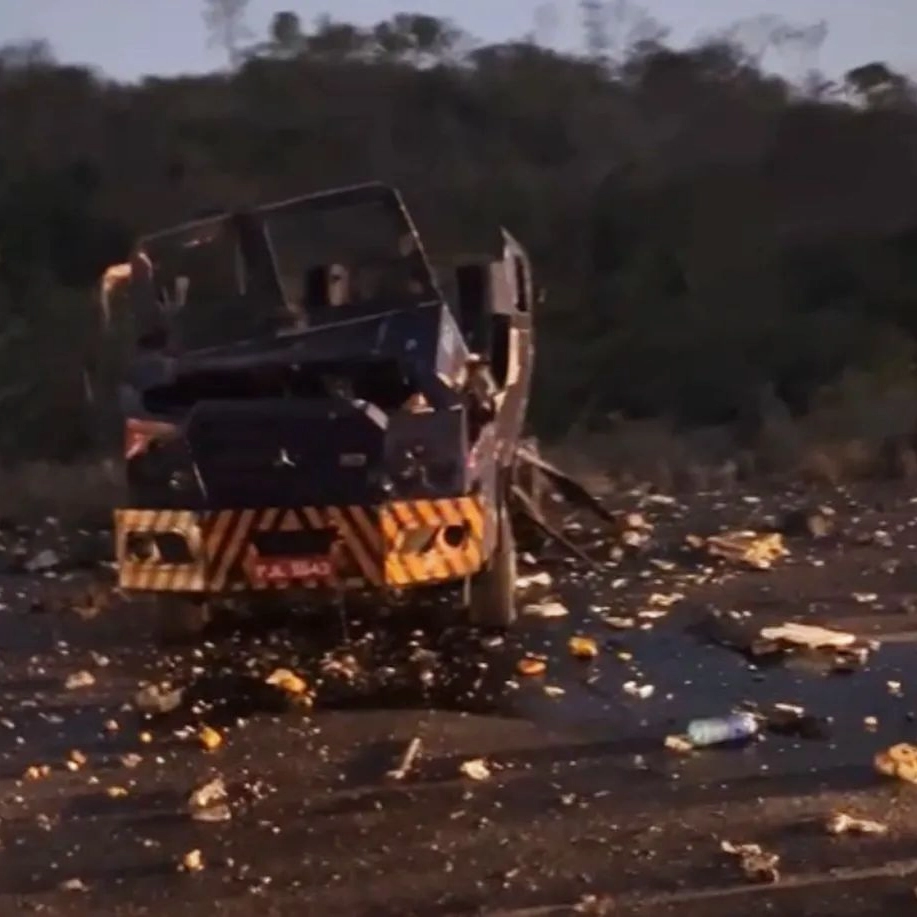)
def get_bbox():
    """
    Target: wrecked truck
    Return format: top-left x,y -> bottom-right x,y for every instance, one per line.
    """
101,182 -> 541,635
